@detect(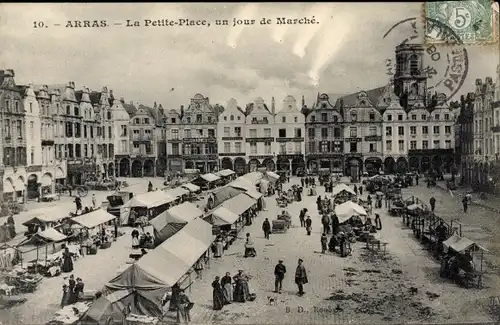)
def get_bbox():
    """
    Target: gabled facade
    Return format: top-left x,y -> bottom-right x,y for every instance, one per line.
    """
165,108 -> 183,173
23,85 -> 43,199
275,95 -> 306,174
245,97 -> 276,171
218,98 -> 247,175
128,107 -> 157,177
305,93 -> 344,173
111,98 -> 130,177
181,93 -> 218,173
